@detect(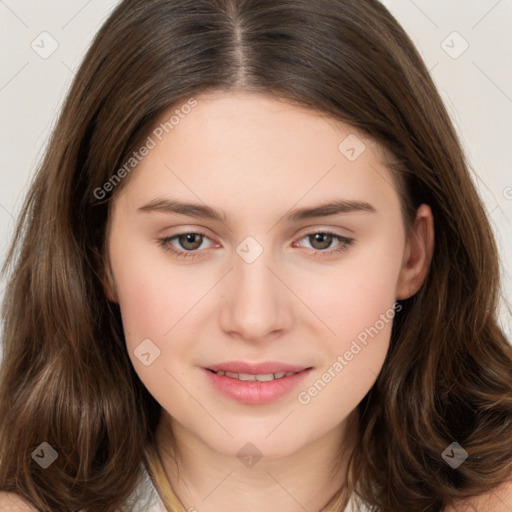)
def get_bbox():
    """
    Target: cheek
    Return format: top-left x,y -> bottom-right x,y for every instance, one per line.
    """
110,244 -> 203,404
109,239 -> 192,351
294,237 -> 403,409
305,238 -> 402,346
